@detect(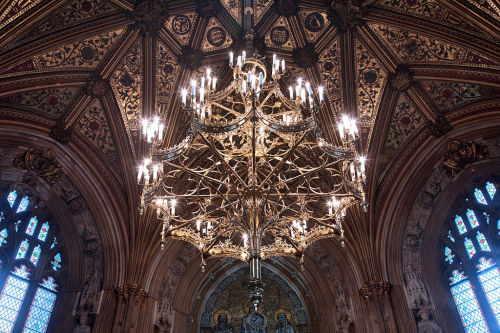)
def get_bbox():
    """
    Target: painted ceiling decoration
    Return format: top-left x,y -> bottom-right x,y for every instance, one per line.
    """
0,0 -> 498,238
